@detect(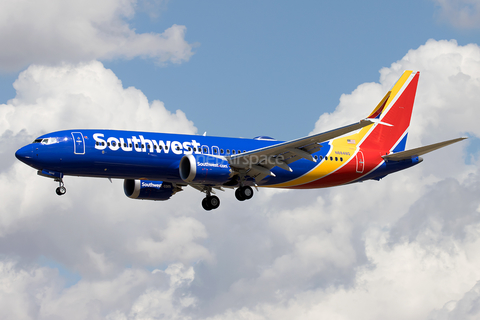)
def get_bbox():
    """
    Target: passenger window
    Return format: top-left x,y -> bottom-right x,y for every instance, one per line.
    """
330,157 -> 333,161
319,156 -> 323,160
335,157 -> 338,161
340,157 -> 343,161
238,150 -> 241,154
220,149 -> 224,154
226,149 -> 230,154
232,150 -> 236,154
314,155 -> 318,160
